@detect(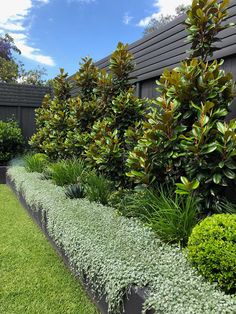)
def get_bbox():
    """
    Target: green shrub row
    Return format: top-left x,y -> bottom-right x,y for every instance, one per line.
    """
29,0 -> 236,213
8,165 -> 236,314
29,44 -> 146,186
0,120 -> 24,164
